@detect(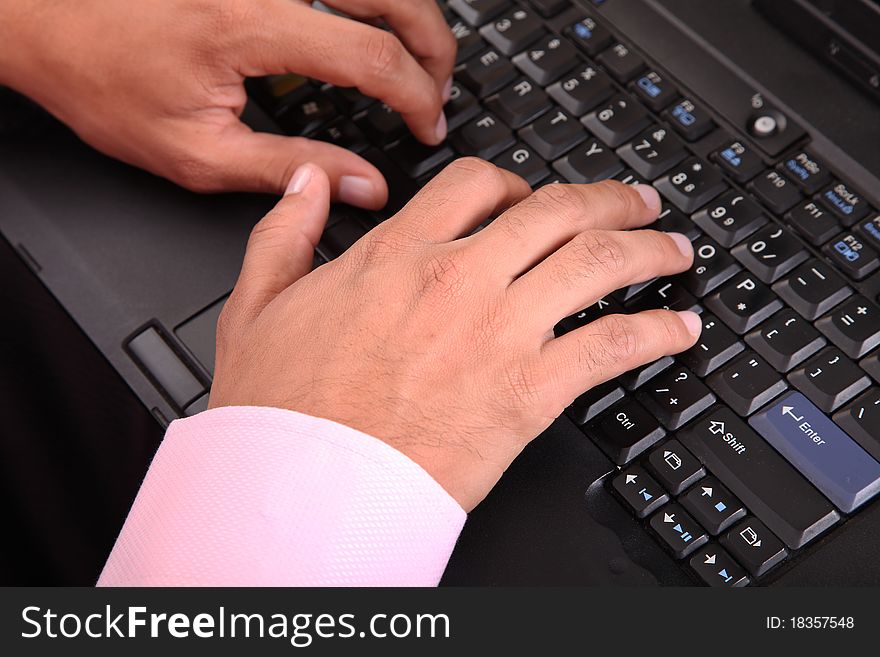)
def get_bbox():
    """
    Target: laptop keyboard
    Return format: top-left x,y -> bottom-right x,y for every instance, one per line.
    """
249,0 -> 880,586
